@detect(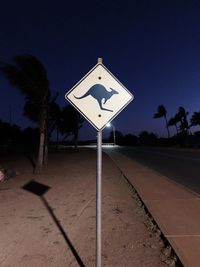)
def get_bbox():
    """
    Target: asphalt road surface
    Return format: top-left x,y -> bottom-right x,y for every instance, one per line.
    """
108,146 -> 200,195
